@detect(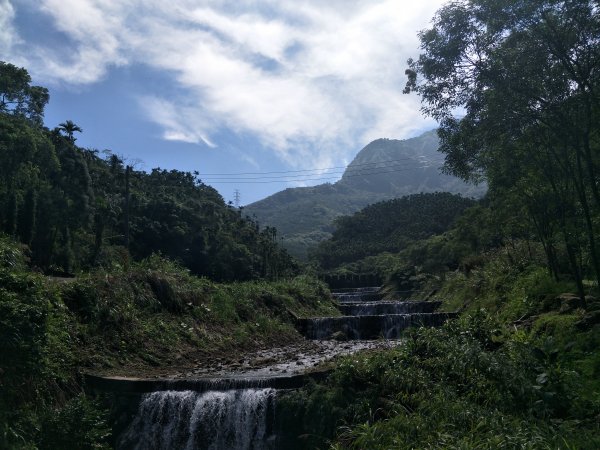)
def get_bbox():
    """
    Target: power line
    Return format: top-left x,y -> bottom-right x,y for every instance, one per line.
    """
201,159 -> 445,181
199,156 -> 442,177
208,164 -> 441,184
201,160 -> 443,181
